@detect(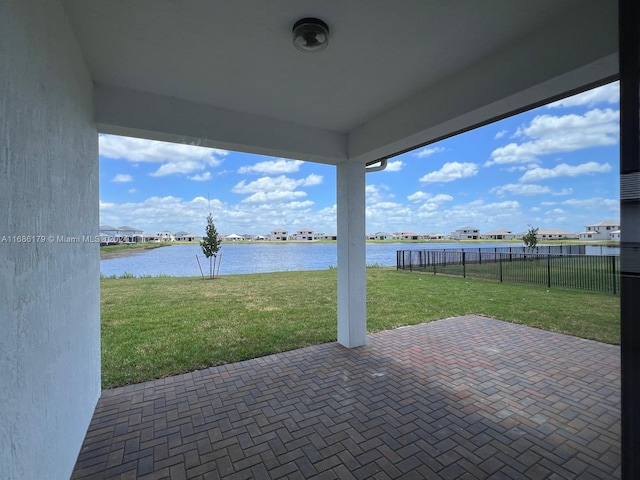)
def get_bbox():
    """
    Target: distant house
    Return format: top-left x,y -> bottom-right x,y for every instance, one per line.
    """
536,229 -> 578,240
374,232 -> 394,240
293,228 -> 316,241
117,226 -> 143,243
99,225 -> 143,243
579,220 -> 621,240
269,228 -> 288,241
142,233 -> 160,242
452,227 -> 479,240
610,230 -> 621,241
399,231 -> 419,240
224,233 -> 244,241
424,233 -> 445,240
174,232 -> 202,242
482,229 -> 515,240
157,231 -> 175,242
325,233 -> 337,241
99,225 -> 120,244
